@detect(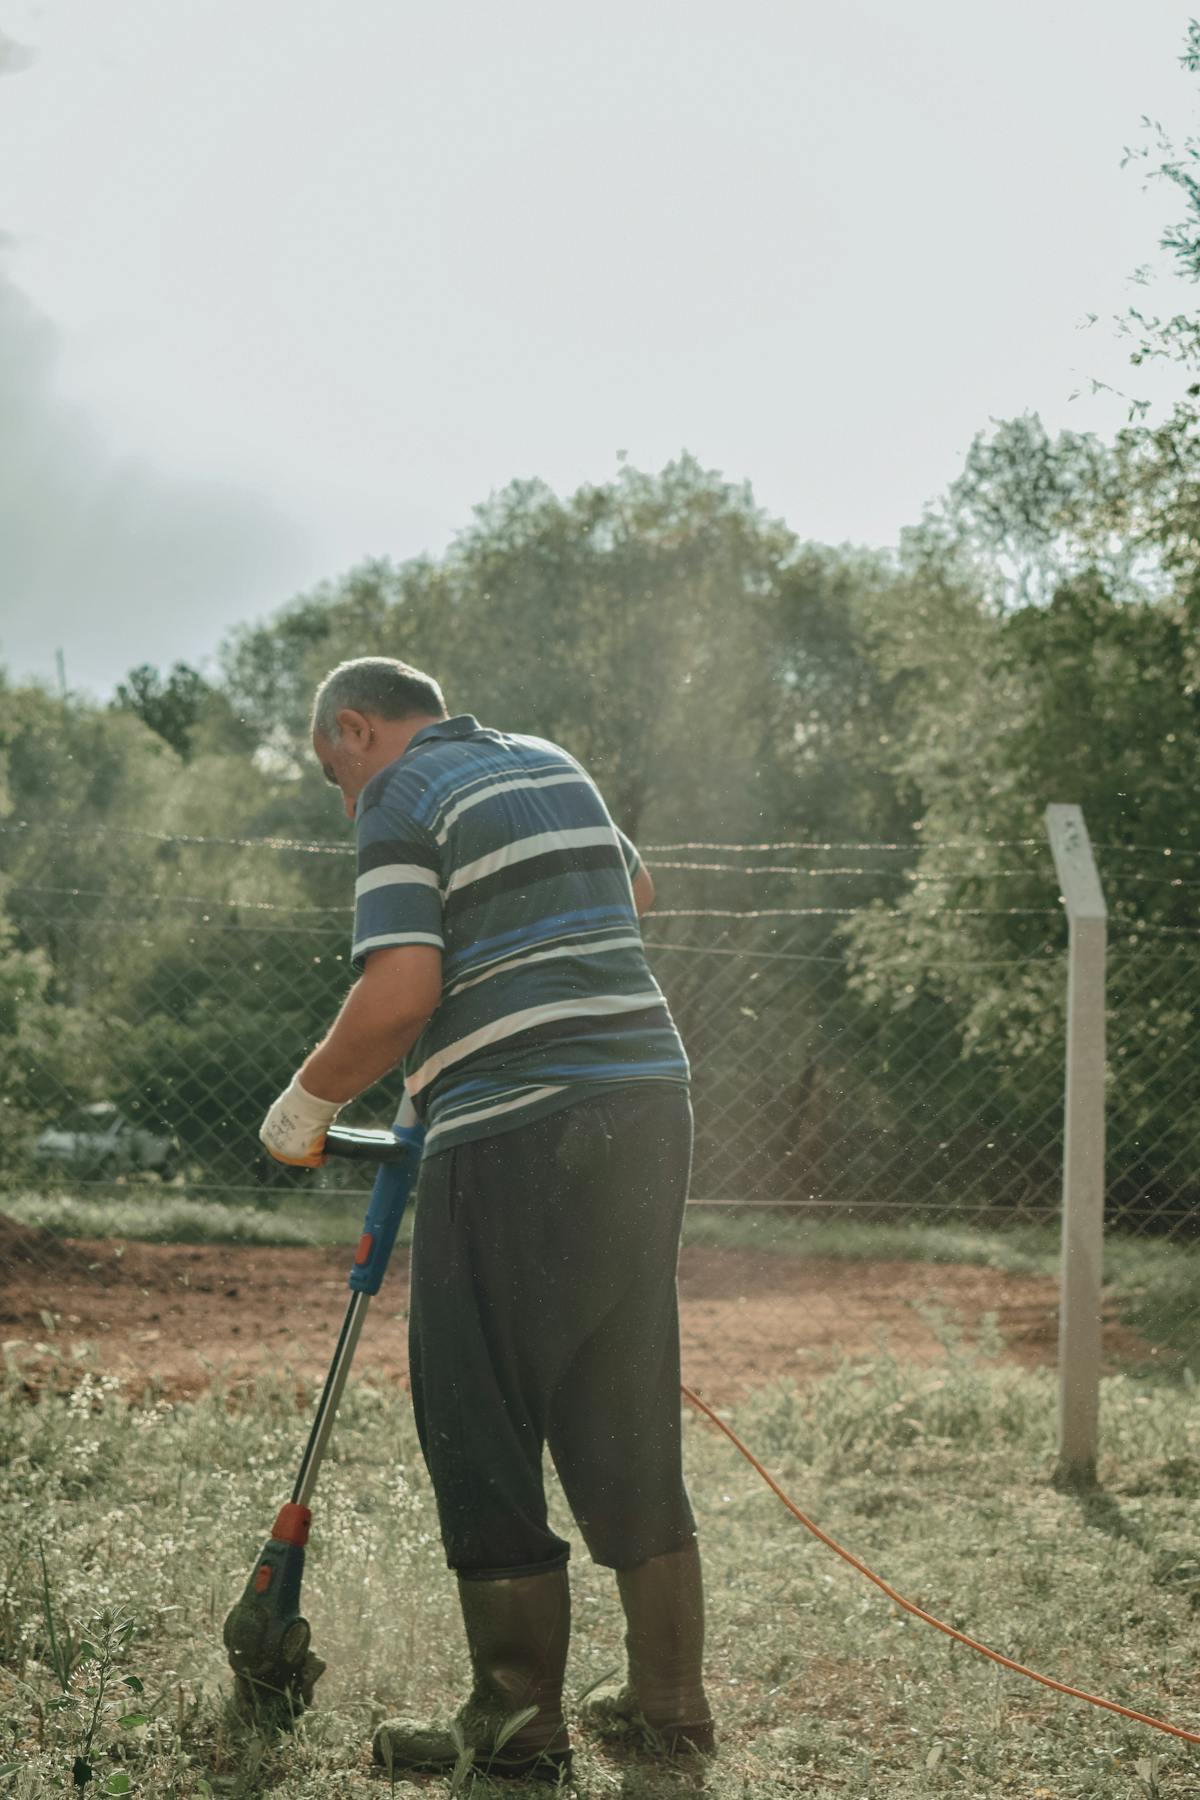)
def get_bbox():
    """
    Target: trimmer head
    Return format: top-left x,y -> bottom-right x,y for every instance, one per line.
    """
223,1504 -> 326,1728
222,1124 -> 422,1728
